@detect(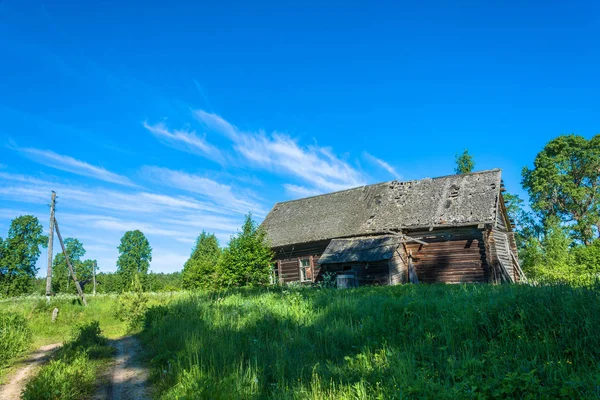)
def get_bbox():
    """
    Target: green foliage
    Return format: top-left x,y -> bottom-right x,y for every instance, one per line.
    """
0,215 -> 47,297
116,230 -> 152,292
148,271 -> 183,292
215,214 -> 274,287
115,274 -> 149,331
52,238 -> 87,294
522,133 -> 600,244
182,232 -> 221,289
140,285 -> 600,399
454,149 -> 475,174
0,312 -> 32,367
23,321 -> 113,400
